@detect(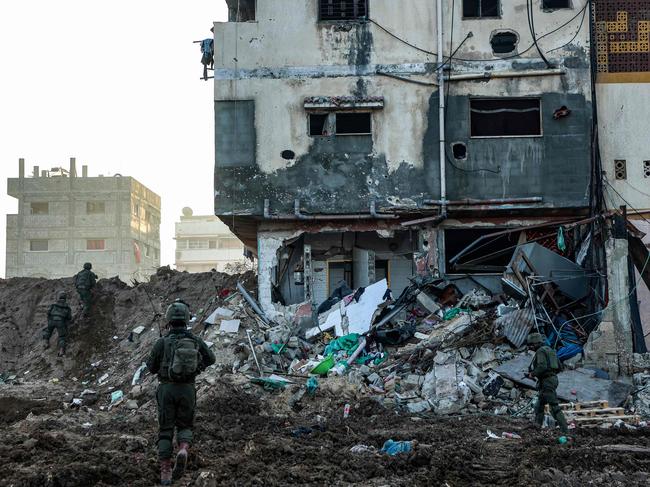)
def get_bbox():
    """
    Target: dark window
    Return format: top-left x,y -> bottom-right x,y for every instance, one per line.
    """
491,31 -> 518,54
30,202 -> 49,215
320,0 -> 368,21
30,239 -> 48,252
309,114 -> 330,136
644,160 -> 650,178
463,0 -> 499,18
470,98 -> 541,137
86,201 -> 105,214
542,0 -> 571,9
226,0 -> 256,21
335,113 -> 371,135
215,100 -> 256,167
309,112 -> 372,136
209,240 -> 217,249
